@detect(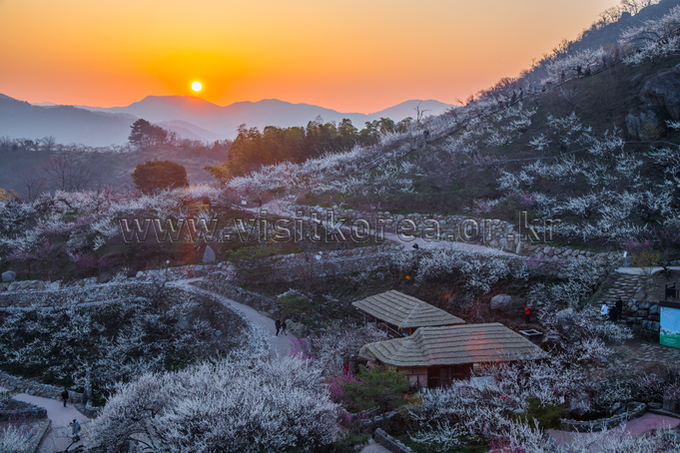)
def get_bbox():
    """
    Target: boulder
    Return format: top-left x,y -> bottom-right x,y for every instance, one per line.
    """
490,294 -> 513,311
97,272 -> 114,284
1,271 -> 16,282
626,107 -> 666,140
285,319 -> 306,337
202,245 -> 216,264
640,64 -> 680,121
